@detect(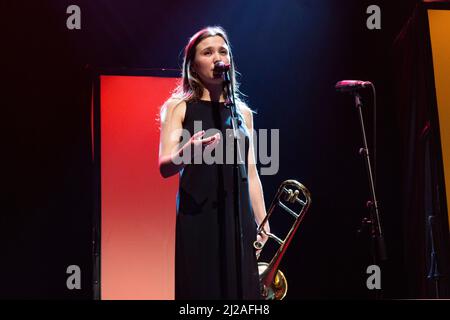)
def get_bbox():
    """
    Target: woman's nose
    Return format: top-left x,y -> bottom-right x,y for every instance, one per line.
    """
213,52 -> 222,62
